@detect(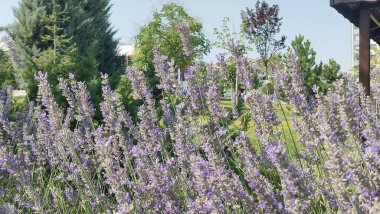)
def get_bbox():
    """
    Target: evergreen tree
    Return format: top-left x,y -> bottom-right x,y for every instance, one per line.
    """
9,0 -> 116,107
19,0 -> 77,101
320,59 -> 341,93
0,50 -> 16,87
64,0 -> 119,74
10,0 -> 118,76
287,35 -> 341,96
289,35 -> 318,96
9,0 -> 47,66
40,0 -> 72,64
